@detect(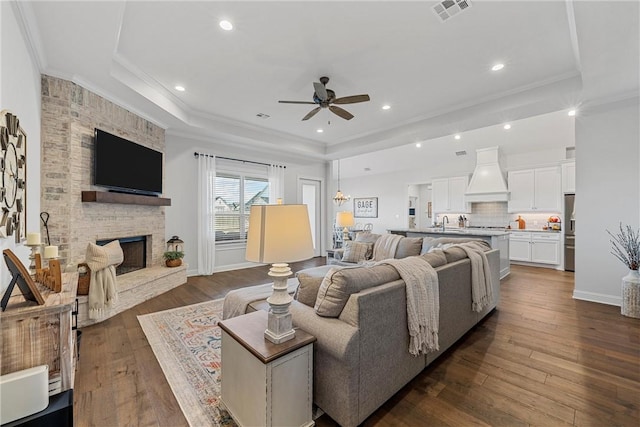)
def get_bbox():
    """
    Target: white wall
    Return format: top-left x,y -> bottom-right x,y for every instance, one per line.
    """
574,97 -> 640,305
0,2 -> 41,292
165,135 -> 327,275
